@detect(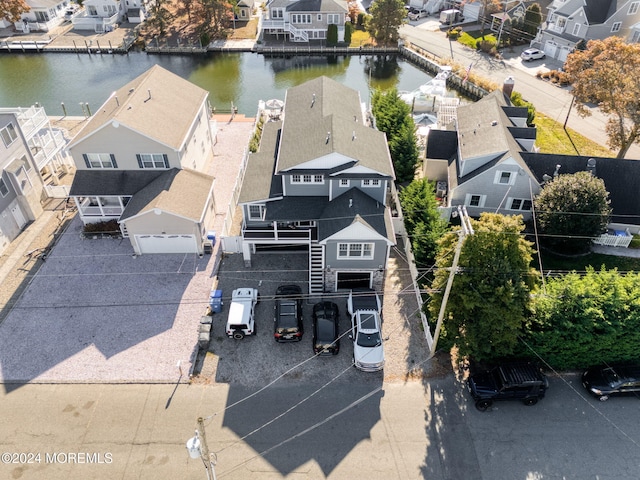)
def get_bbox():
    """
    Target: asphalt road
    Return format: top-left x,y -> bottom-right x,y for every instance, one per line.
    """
2,373 -> 640,479
400,19 -> 640,160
